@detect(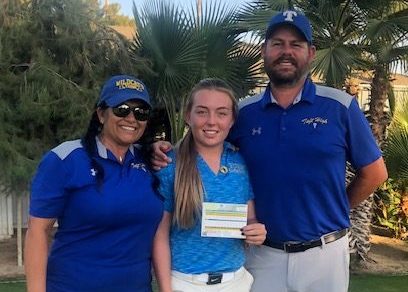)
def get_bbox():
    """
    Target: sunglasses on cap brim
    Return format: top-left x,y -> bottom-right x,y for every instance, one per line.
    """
111,103 -> 151,121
